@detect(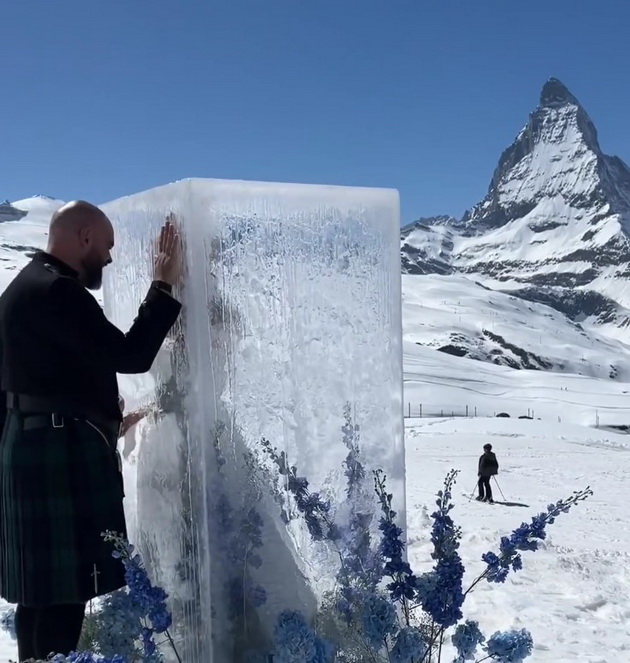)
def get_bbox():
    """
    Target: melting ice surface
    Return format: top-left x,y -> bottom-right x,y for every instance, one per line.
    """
101,178 -> 404,662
